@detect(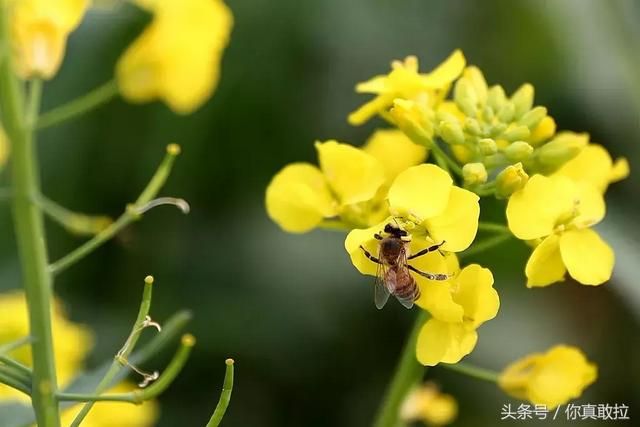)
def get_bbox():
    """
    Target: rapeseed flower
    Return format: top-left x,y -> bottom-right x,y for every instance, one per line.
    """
499,345 -> 597,409
117,0 -> 233,114
507,174 -> 613,287
9,0 -> 89,79
401,383 -> 457,426
348,51 -> 465,125
553,144 -> 629,193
